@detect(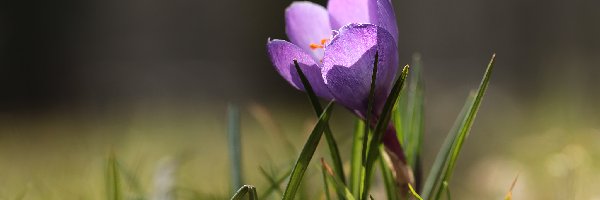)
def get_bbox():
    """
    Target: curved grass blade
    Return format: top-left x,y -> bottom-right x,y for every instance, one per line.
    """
282,101 -> 335,200
422,54 -> 496,200
294,60 -> 345,184
321,158 -> 356,200
231,185 -> 258,200
362,65 -> 410,200
408,184 -> 423,200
